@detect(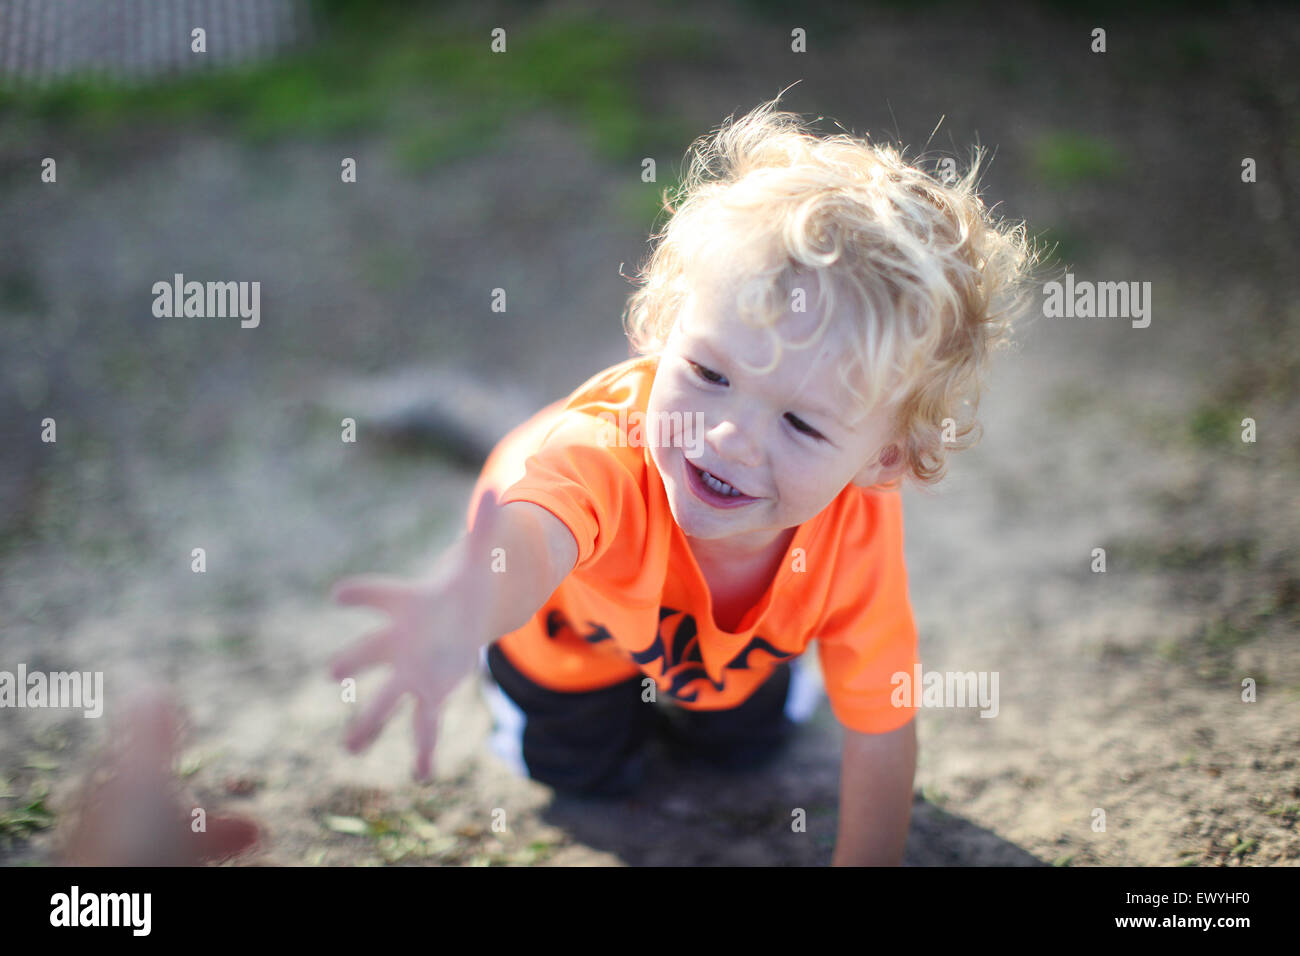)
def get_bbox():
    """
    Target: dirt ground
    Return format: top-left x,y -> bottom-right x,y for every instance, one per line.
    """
1,1 -> 1298,866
